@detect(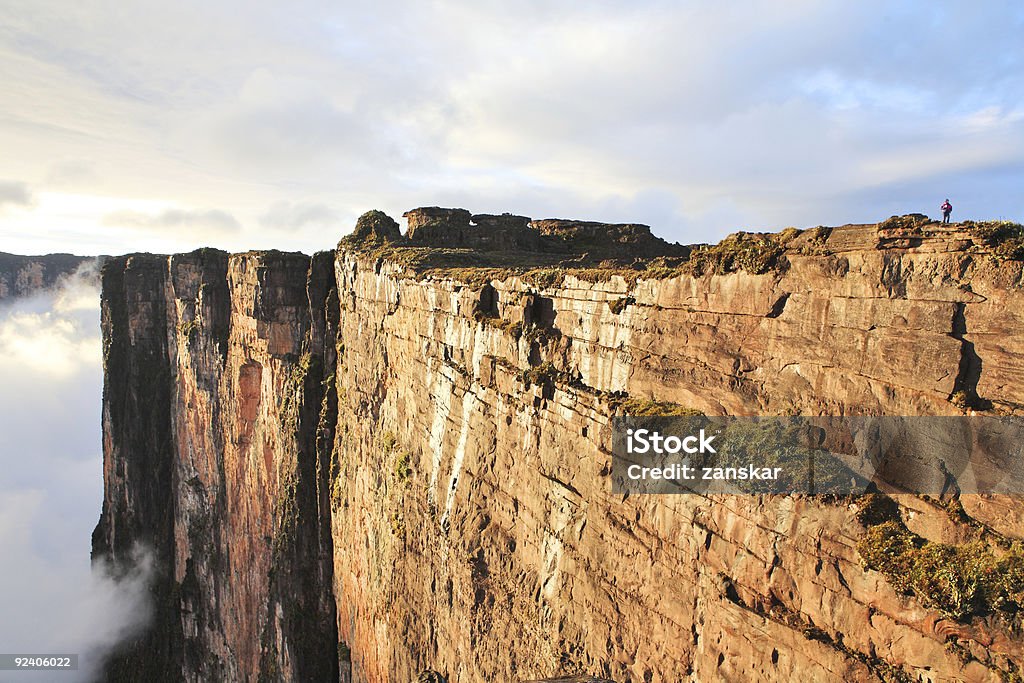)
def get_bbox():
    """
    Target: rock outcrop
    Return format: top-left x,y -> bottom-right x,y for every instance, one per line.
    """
403,208 -> 540,251
398,207 -> 688,260
93,212 -> 1024,682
